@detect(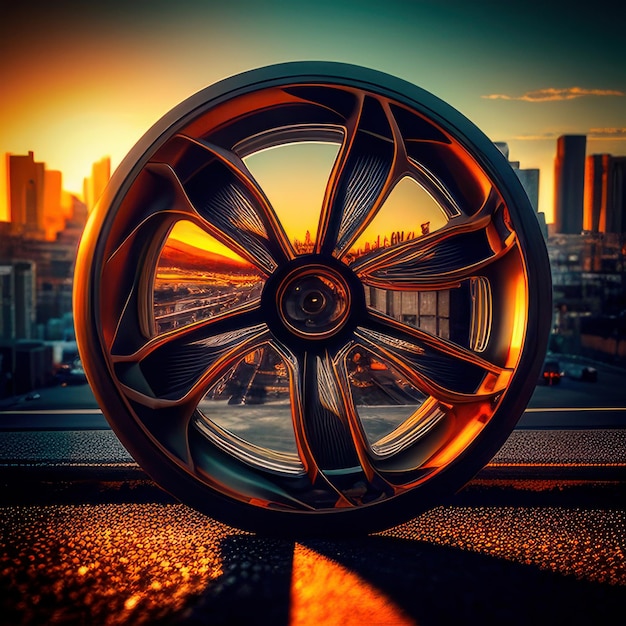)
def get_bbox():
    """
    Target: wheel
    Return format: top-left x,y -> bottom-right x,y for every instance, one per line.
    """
74,62 -> 552,536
